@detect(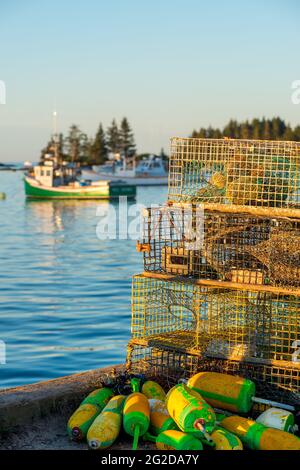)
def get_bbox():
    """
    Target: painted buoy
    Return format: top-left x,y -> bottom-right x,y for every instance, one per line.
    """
87,395 -> 125,450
